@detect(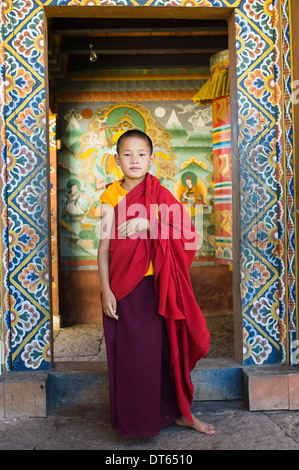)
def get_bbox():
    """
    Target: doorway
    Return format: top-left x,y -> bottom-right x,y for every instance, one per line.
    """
46,8 -> 239,363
